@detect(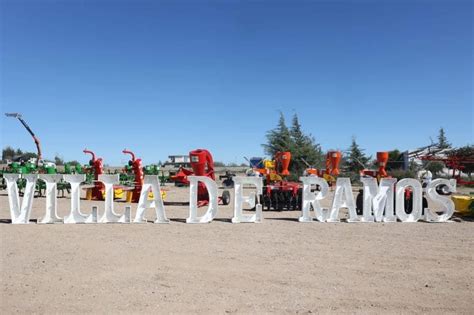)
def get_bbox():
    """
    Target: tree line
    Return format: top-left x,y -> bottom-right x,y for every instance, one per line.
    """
264,114 -> 473,180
